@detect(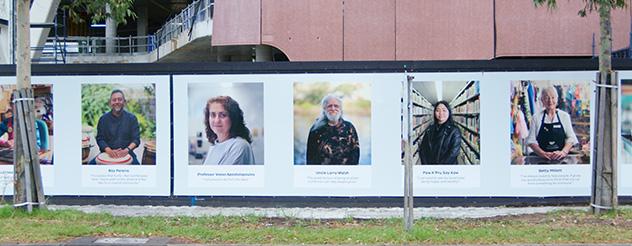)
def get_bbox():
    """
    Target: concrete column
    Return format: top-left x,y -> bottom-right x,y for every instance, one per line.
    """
0,25 -> 9,64
255,45 -> 272,62
105,4 -> 117,54
136,2 -> 148,52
